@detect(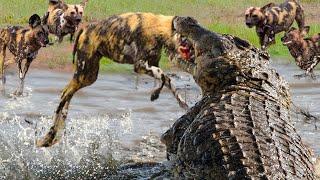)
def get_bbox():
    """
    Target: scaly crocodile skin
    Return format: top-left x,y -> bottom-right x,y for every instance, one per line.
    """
162,16 -> 315,179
